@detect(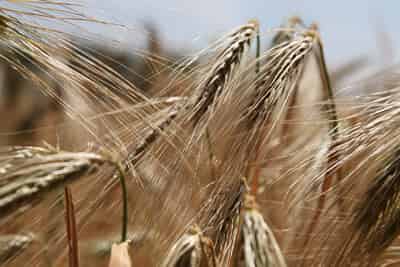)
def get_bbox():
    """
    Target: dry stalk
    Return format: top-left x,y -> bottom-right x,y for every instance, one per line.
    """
64,186 -> 79,267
